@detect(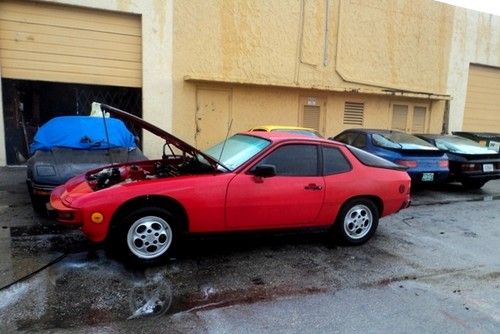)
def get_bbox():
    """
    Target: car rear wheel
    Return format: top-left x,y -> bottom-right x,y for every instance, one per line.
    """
115,207 -> 177,264
334,199 -> 379,245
